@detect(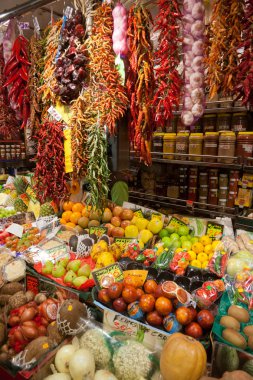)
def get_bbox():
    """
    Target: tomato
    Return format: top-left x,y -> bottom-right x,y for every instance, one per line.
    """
197,310 -> 214,330
144,280 -> 158,294
154,284 -> 167,298
146,310 -> 163,326
113,297 -> 127,312
98,289 -> 111,304
155,297 -> 173,316
136,288 -> 144,299
122,286 -> 138,304
108,282 -> 123,300
175,307 -> 192,325
185,322 -> 203,339
139,294 -> 155,313
188,307 -> 197,322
